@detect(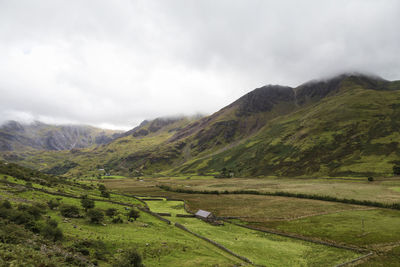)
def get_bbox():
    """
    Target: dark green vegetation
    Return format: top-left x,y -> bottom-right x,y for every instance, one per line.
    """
3,73 -> 400,178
